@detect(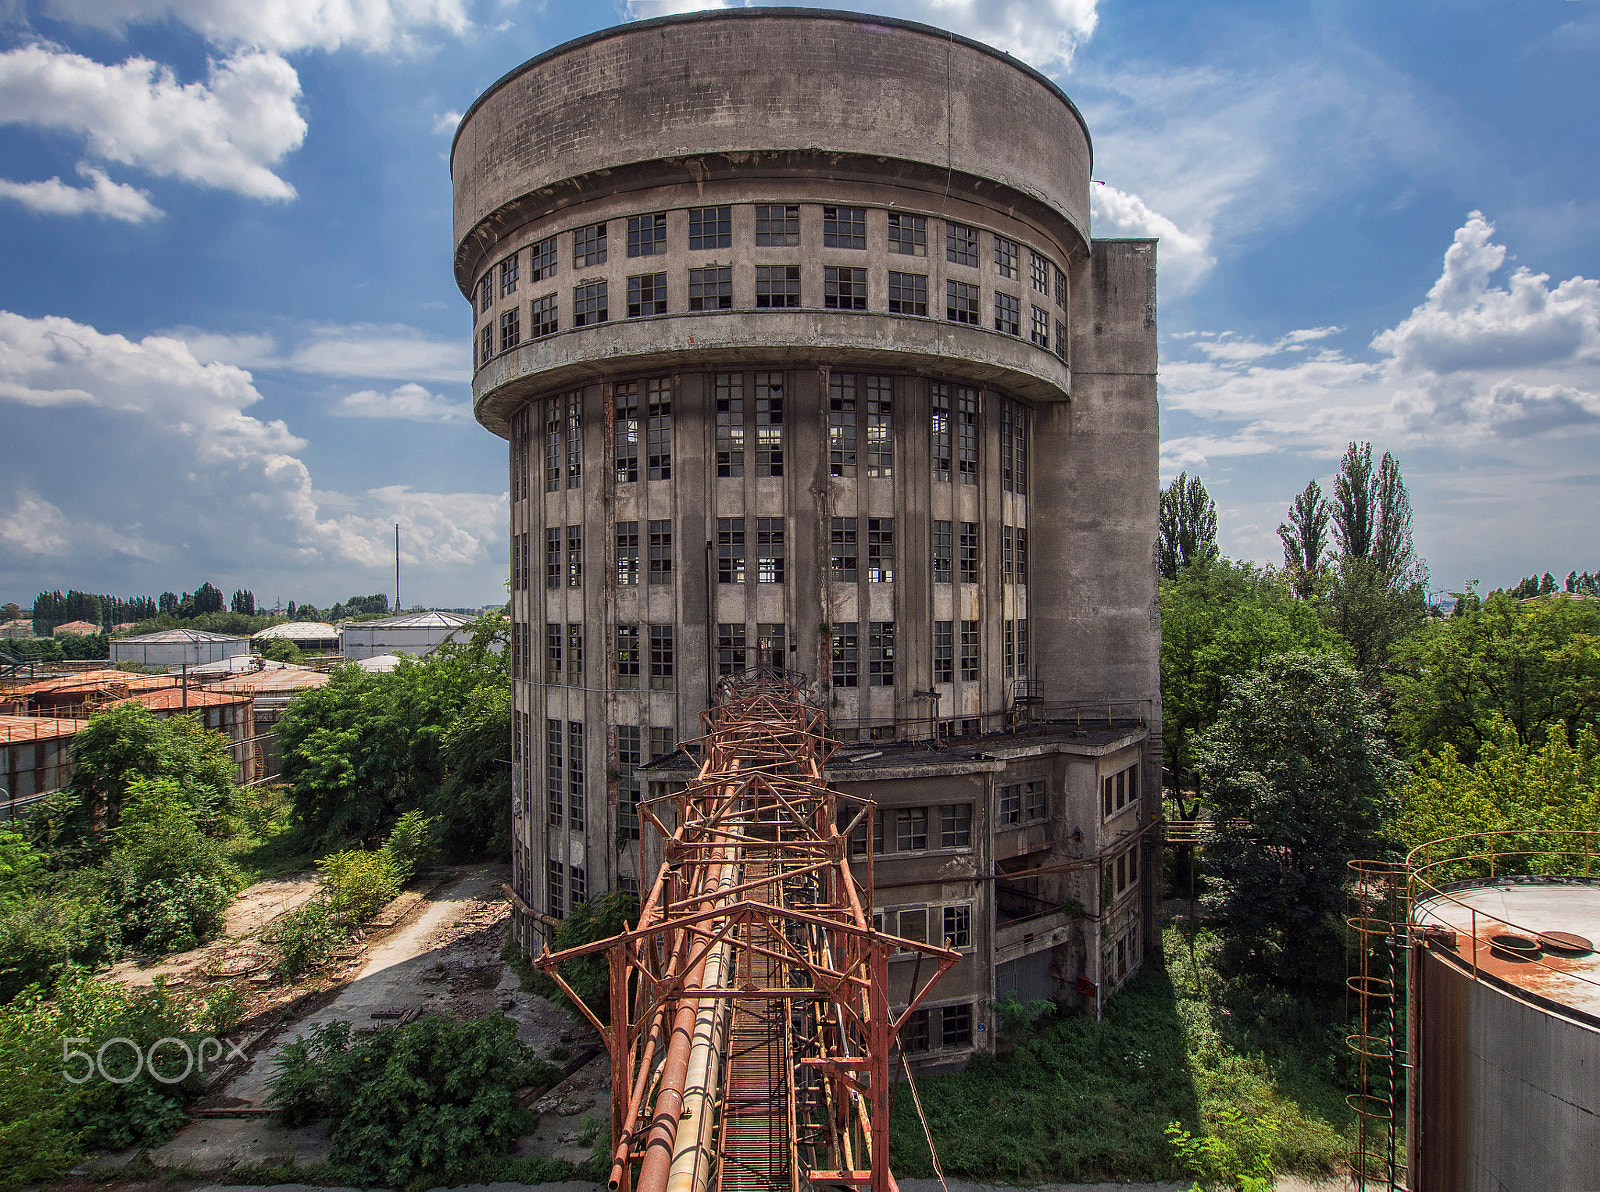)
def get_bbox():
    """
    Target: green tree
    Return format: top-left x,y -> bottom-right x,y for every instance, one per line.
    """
1277,479 -> 1330,600
1158,472 -> 1220,581
1195,653 -> 1402,995
1387,591 -> 1600,765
